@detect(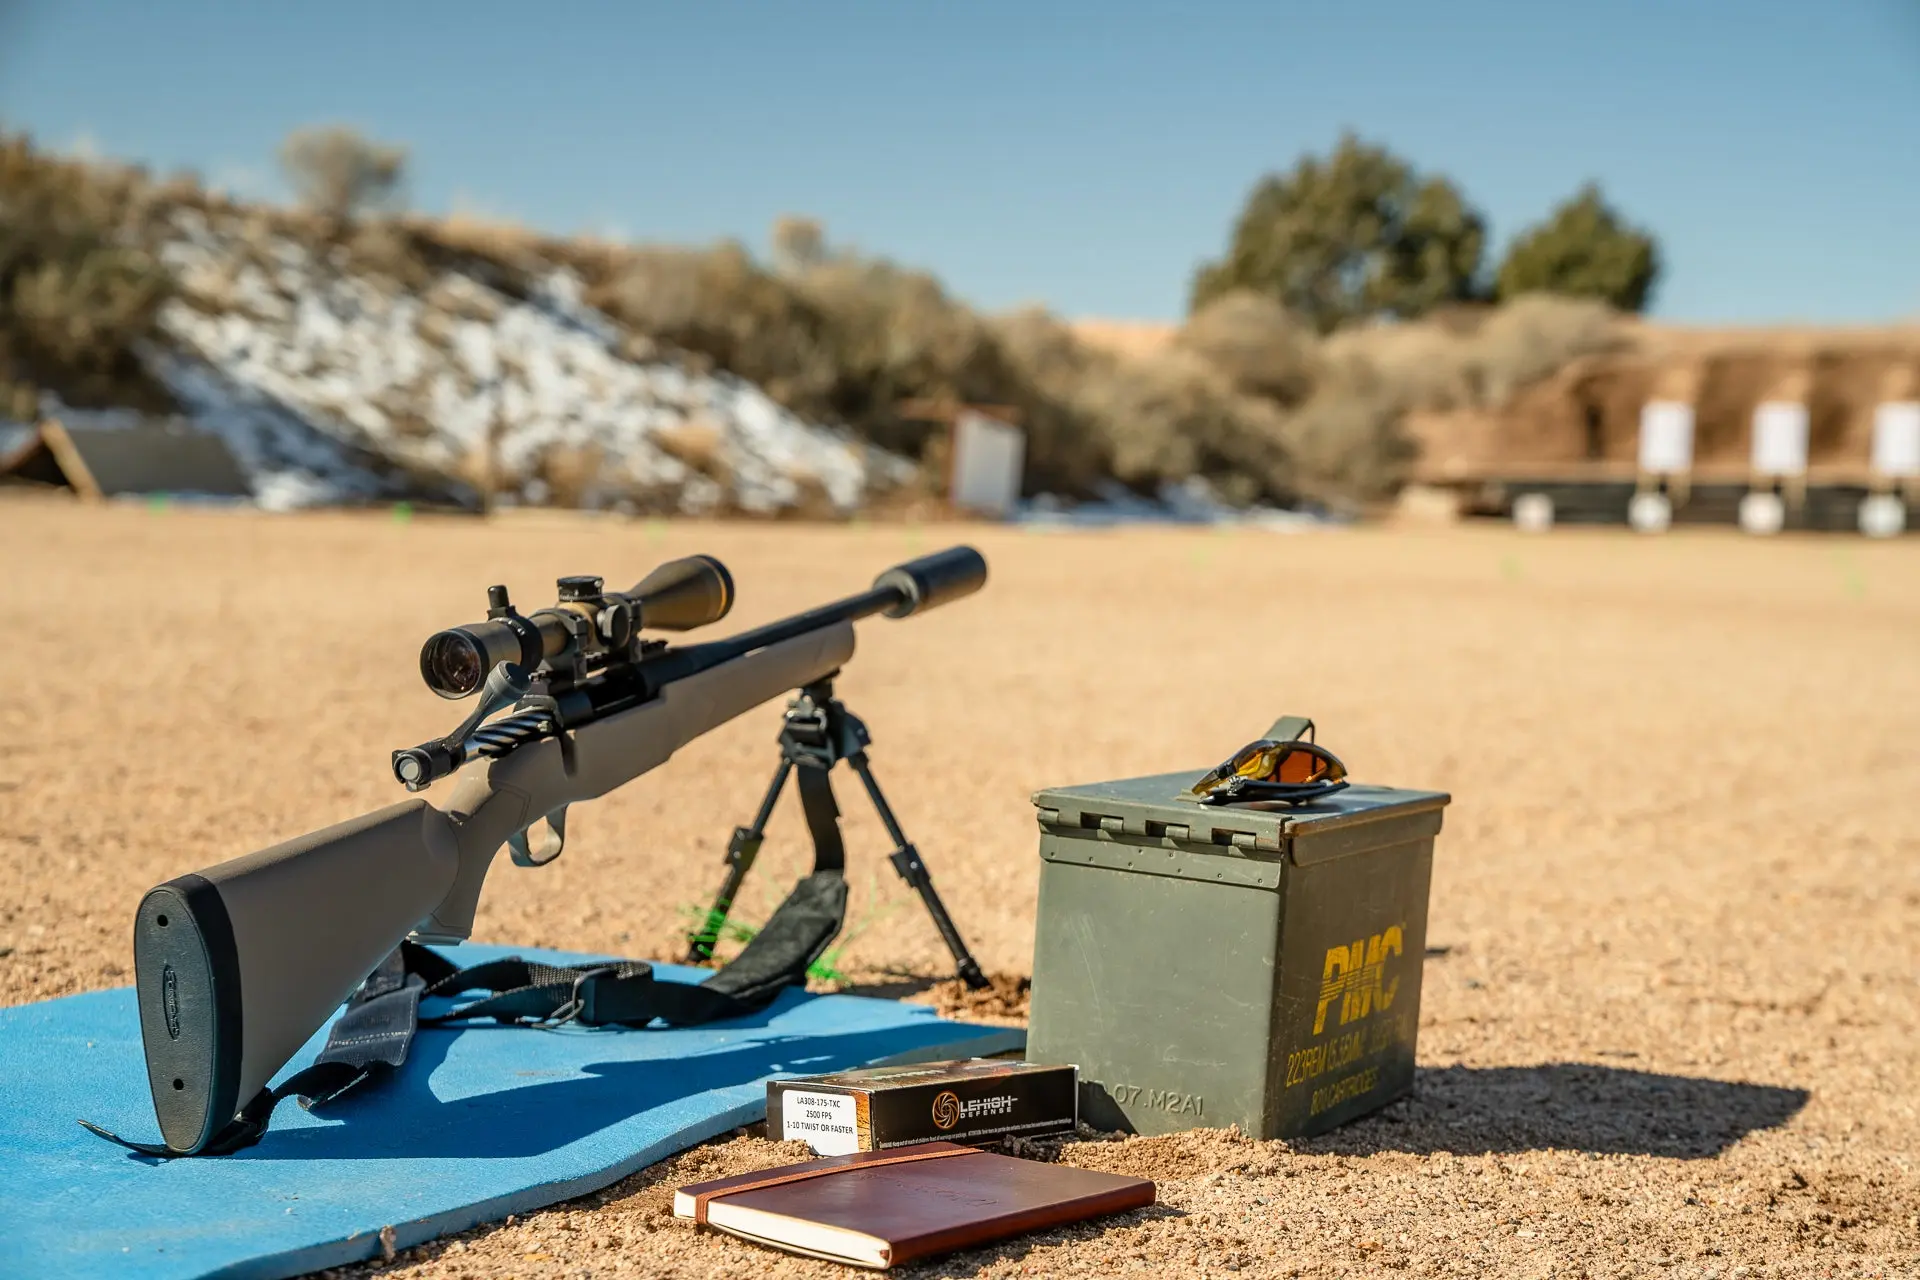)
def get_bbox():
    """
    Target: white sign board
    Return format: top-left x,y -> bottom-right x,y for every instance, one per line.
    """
1750,401 -> 1809,476
949,412 -> 1025,517
1638,401 -> 1694,474
1871,401 -> 1920,477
